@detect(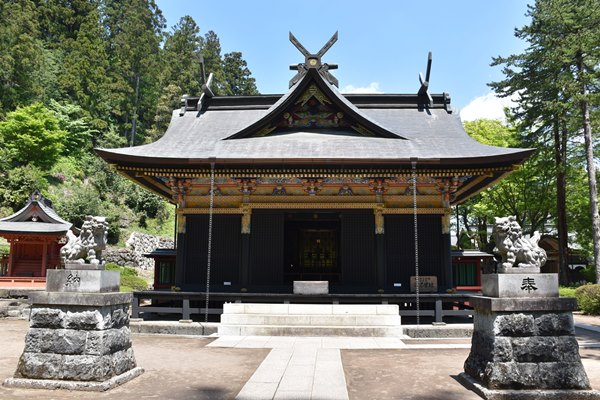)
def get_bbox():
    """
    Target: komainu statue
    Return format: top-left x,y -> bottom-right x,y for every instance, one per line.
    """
60,216 -> 109,265
492,216 -> 547,272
